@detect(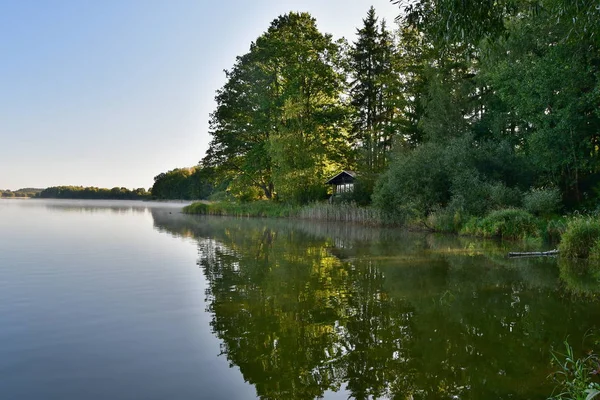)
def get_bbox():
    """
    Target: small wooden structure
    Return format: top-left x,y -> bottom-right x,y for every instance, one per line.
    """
326,171 -> 357,195
508,249 -> 559,258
